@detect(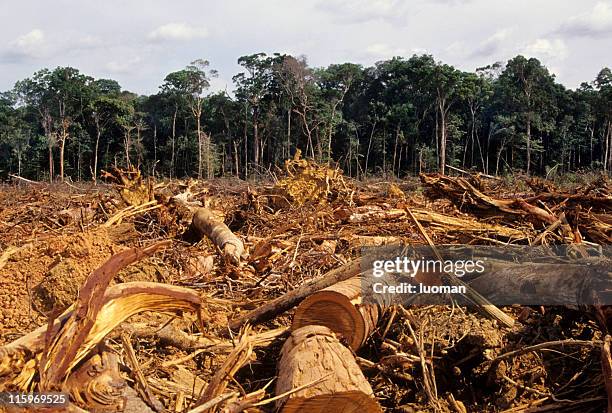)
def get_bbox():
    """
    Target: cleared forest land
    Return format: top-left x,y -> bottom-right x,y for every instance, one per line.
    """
0,159 -> 611,412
